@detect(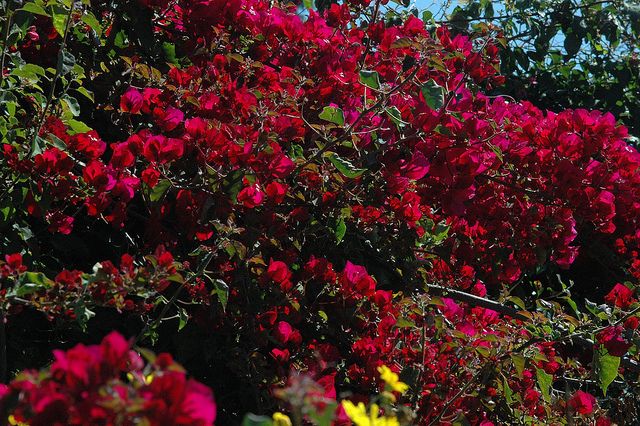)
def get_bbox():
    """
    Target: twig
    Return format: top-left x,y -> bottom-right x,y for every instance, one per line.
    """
32,2 -> 76,144
427,366 -> 485,426
132,252 -> 214,345
425,283 -> 640,372
0,309 -> 6,383
0,5 -> 13,88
